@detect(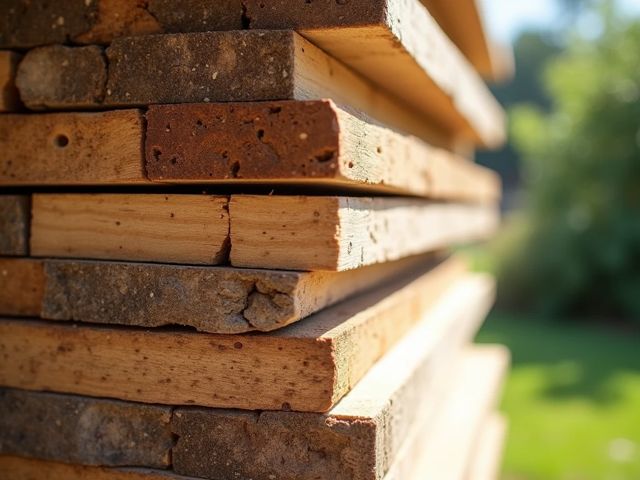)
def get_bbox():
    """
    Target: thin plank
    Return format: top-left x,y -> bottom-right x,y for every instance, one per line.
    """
0,389 -> 173,468
0,195 -> 29,256
146,101 -> 501,202
408,346 -> 510,480
0,0 -> 242,48
0,51 -> 21,111
465,413 -> 508,480
30,194 -> 230,264
0,110 -> 146,185
0,259 -> 472,412
244,0 -> 505,148
230,196 -> 499,271
15,31 -> 455,148
0,456 -> 193,480
0,258 -> 44,317
170,276 -> 494,480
